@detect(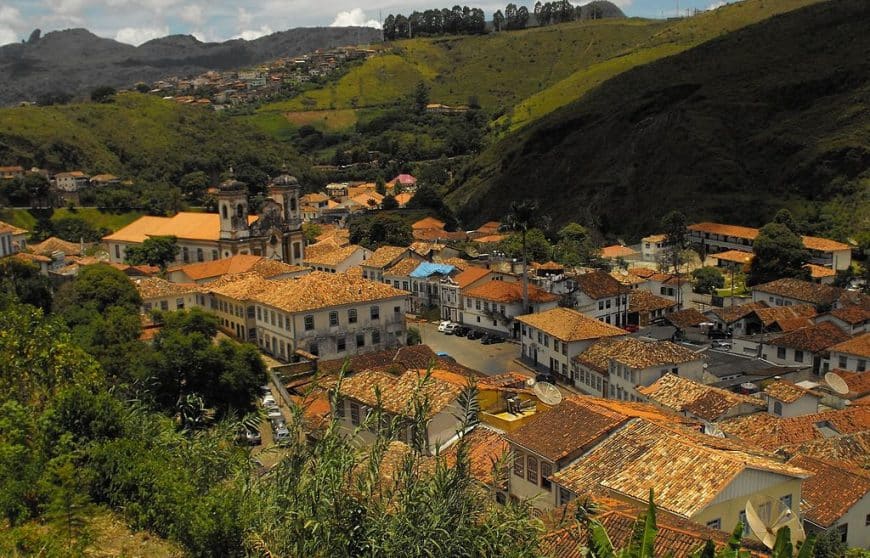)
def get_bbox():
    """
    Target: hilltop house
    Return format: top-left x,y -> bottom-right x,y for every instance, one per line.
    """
762,380 -> 822,418
572,270 -> 630,326
461,280 -> 559,337
0,220 -> 27,257
105,173 -> 305,266
826,332 -> 870,373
